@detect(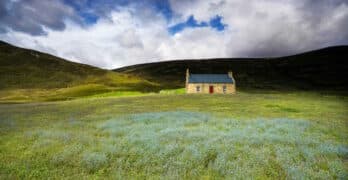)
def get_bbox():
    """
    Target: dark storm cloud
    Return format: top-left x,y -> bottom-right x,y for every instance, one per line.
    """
297,0 -> 347,27
0,0 -> 77,35
300,0 -> 348,43
231,0 -> 348,58
0,0 -> 175,36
